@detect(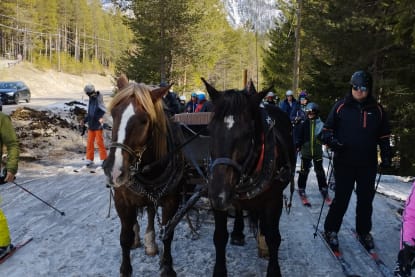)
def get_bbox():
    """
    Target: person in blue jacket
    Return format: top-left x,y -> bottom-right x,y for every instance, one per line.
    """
321,70 -> 392,251
279,90 -> 297,116
290,91 -> 309,126
185,93 -> 198,113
